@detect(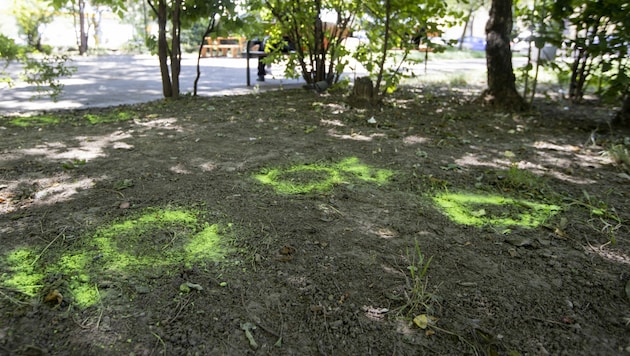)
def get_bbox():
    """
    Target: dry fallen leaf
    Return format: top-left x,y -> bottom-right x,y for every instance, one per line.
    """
413,314 -> 438,329
44,290 -> 63,305
279,245 -> 296,255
